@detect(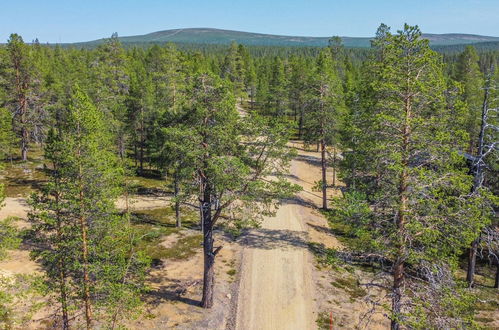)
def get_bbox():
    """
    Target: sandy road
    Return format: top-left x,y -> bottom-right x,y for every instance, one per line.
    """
235,144 -> 330,330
